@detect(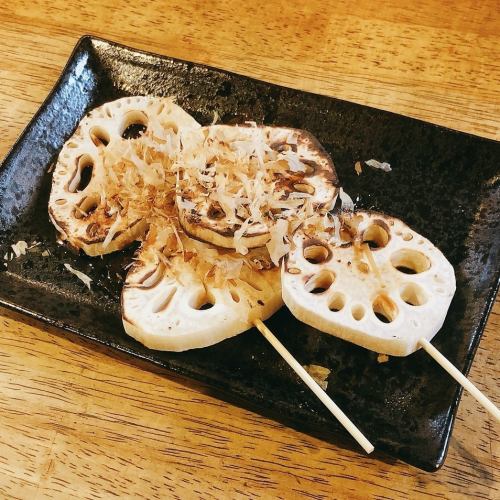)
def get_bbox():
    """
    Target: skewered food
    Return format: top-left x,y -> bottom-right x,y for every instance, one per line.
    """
122,219 -> 282,351
176,124 -> 338,260
281,210 -> 456,356
49,96 -> 199,256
